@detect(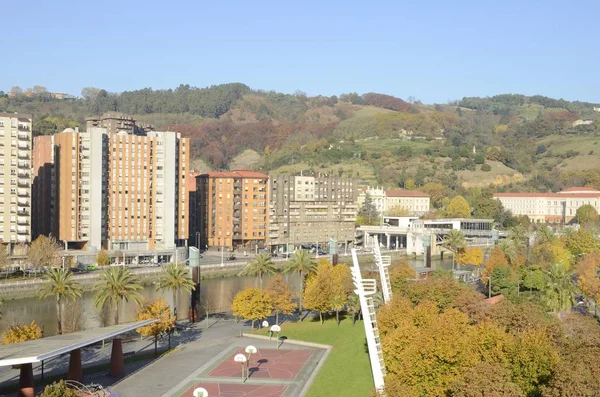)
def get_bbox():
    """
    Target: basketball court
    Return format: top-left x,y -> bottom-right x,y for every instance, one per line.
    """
208,348 -> 313,380
180,382 -> 287,397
